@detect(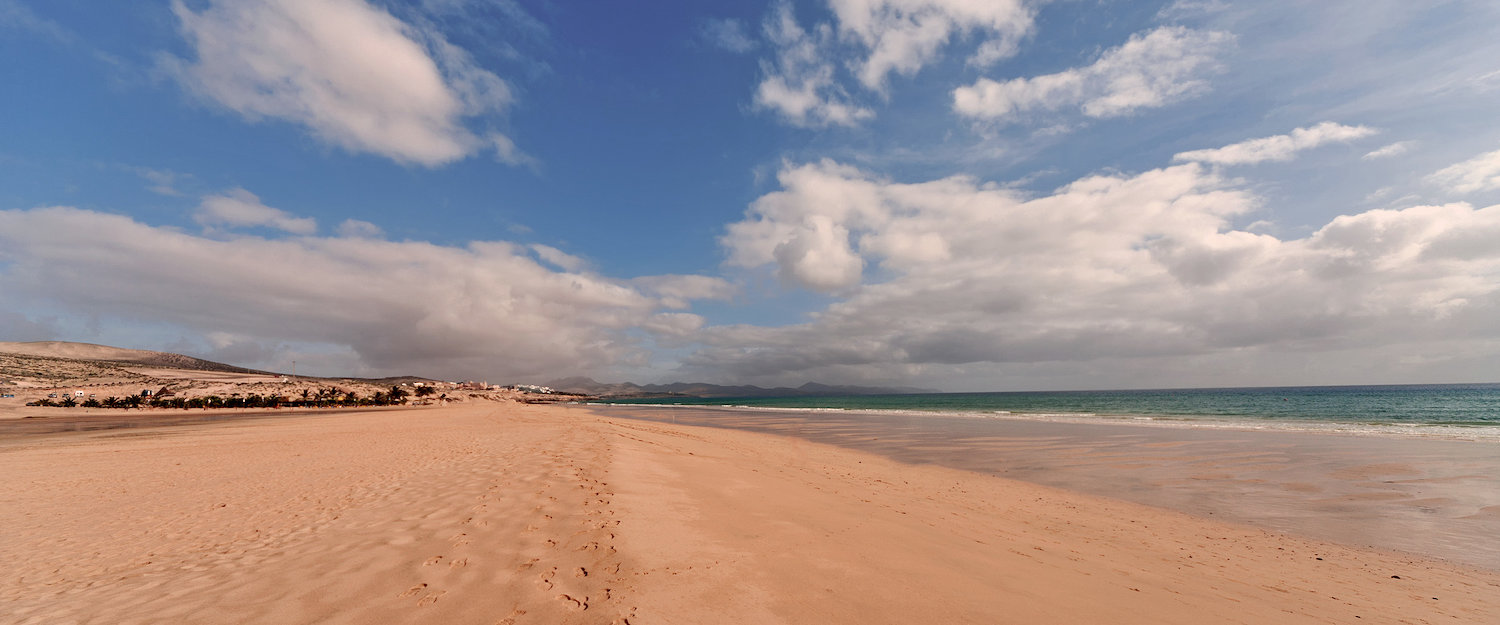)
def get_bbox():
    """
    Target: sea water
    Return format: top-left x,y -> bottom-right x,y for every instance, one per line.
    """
601,383 -> 1500,439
